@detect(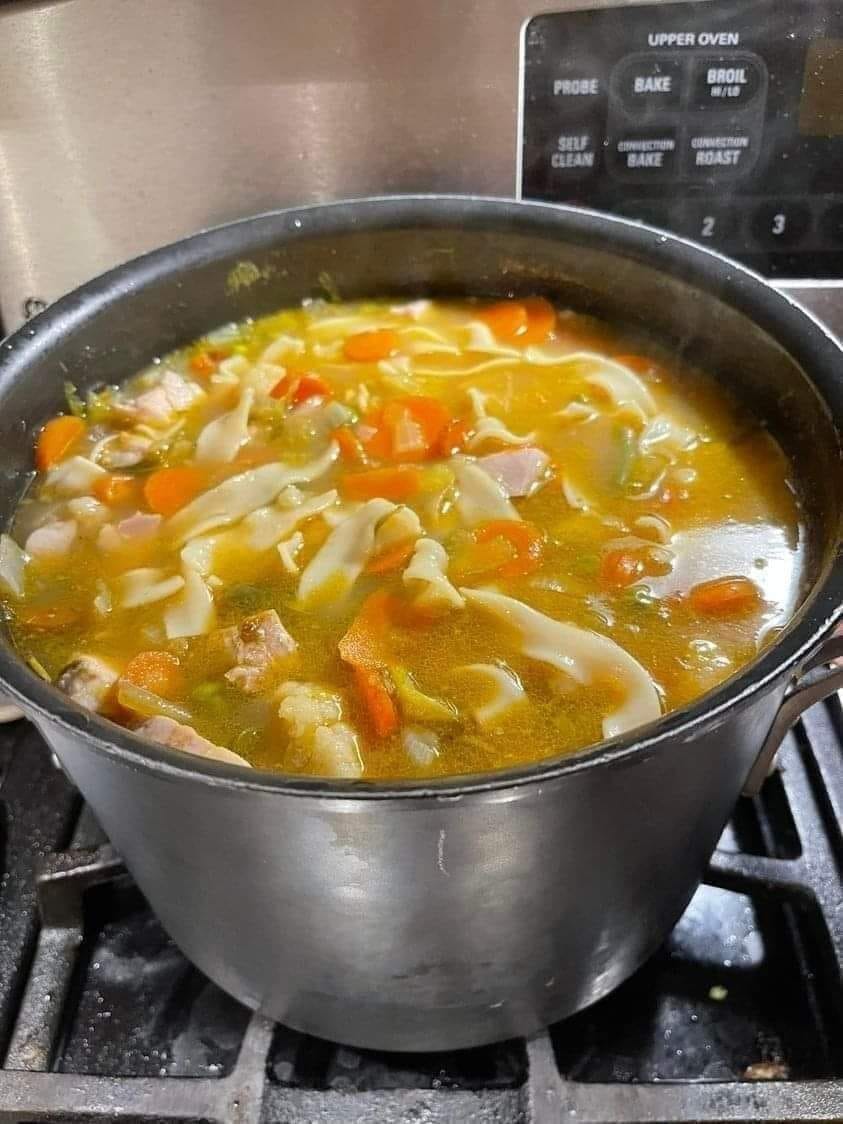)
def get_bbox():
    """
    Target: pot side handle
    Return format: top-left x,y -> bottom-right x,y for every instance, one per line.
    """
743,632 -> 843,798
